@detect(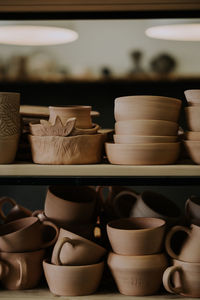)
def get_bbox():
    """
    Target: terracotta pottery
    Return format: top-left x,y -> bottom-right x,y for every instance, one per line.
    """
114,190 -> 181,226
114,134 -> 177,144
115,119 -> 178,136
184,89 -> 200,106
165,224 -> 200,263
49,105 -> 92,129
185,106 -> 200,131
51,228 -> 106,266
29,133 -> 104,164
114,95 -> 181,122
0,249 -> 45,290
185,131 -> 200,141
184,140 -> 200,164
163,259 -> 200,297
107,217 -> 166,255
185,196 -> 200,223
0,197 -> 32,223
43,259 -> 104,296
106,142 -> 180,165
45,186 -> 98,227
108,252 -> 168,296
0,216 -> 58,252
0,92 -> 21,163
